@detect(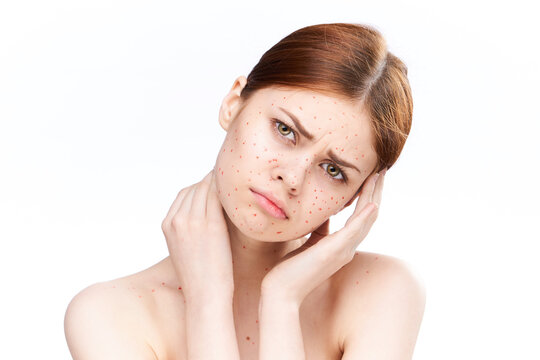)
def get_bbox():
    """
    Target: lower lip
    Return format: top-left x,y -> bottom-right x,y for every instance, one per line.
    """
251,190 -> 288,220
